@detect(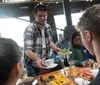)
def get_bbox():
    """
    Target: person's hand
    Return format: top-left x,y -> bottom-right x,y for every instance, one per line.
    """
85,71 -> 95,81
36,58 -> 46,68
81,68 -> 95,81
54,47 -> 62,53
